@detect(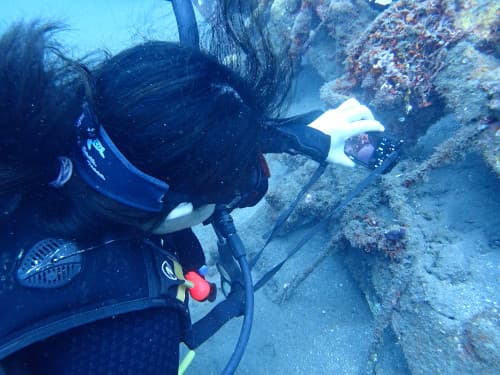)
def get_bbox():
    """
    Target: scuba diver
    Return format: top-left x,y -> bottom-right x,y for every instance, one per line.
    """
0,2 -> 387,374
